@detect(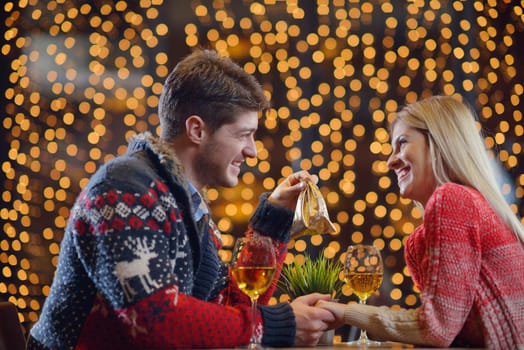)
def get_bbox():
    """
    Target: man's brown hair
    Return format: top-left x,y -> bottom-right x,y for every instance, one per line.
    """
158,49 -> 270,140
